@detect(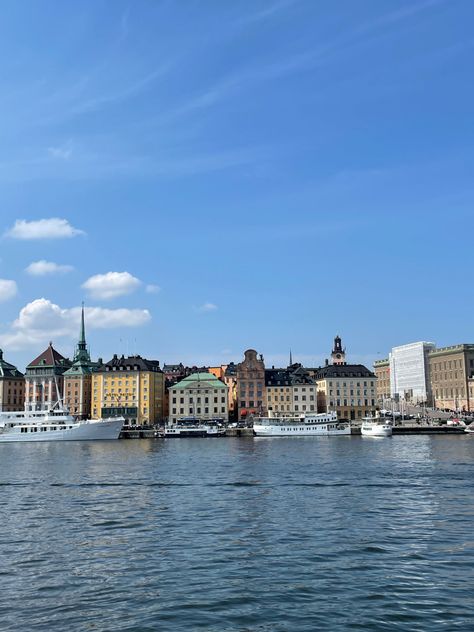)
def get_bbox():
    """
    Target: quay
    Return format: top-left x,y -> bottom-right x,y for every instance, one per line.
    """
120,425 -> 467,439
